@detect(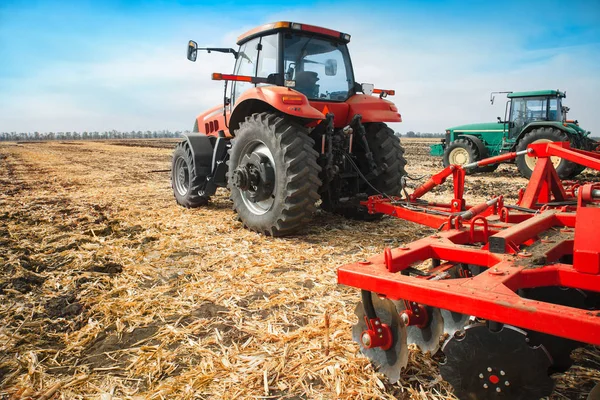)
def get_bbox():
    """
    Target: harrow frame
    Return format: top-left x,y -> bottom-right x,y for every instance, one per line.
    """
338,142 -> 600,345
